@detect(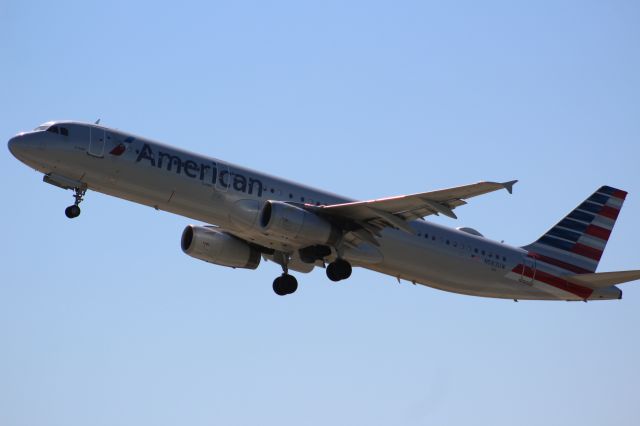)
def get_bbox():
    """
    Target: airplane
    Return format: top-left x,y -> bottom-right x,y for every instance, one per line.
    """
8,120 -> 640,300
